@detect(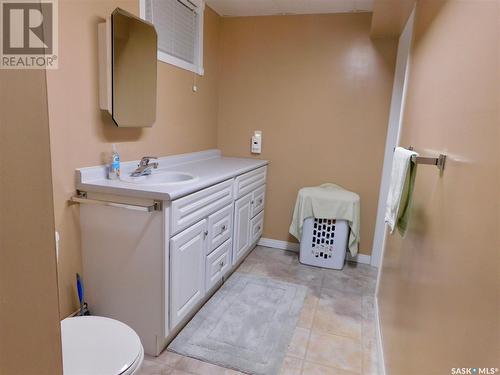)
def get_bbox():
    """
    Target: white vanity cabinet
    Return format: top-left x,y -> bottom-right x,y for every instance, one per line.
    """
169,166 -> 266,336
78,157 -> 267,357
169,201 -> 234,328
